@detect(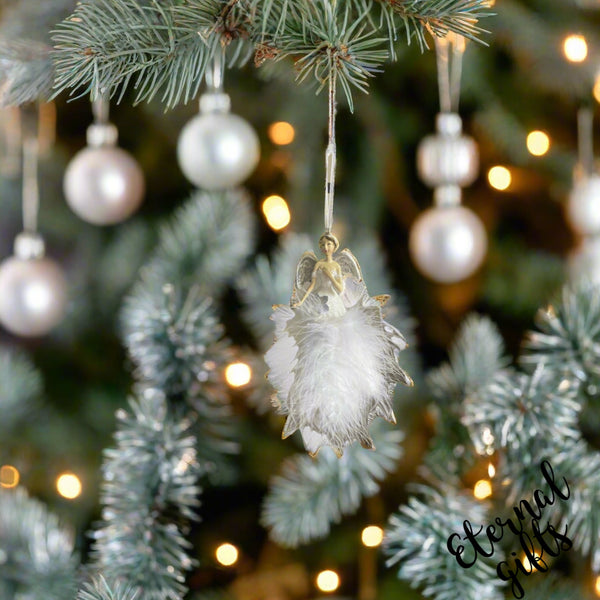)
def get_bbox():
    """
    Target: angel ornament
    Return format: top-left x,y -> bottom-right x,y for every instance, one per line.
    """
266,233 -> 413,457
